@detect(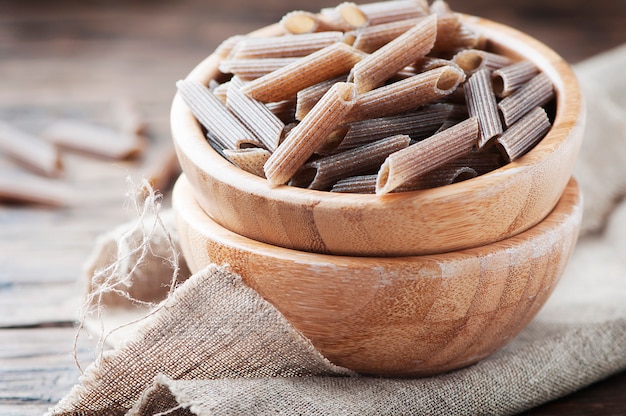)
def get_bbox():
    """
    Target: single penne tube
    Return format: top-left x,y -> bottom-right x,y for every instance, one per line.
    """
356,0 -> 429,26
0,167 -> 75,207
331,174 -> 377,193
219,58 -> 299,80
229,31 -> 344,59
498,72 -> 554,127
176,79 -> 262,150
348,65 -> 465,121
223,147 -> 272,178
241,42 -> 366,102
0,120 -> 62,177
292,134 -> 411,190
398,165 -> 478,191
280,10 -> 343,34
349,14 -> 437,93
333,103 -> 453,153
226,77 -> 285,151
43,120 -> 146,160
375,116 -> 479,194
331,2 -> 368,30
351,17 -> 424,53
492,60 -> 540,98
266,98 -> 298,124
495,106 -> 551,162
442,149 -> 503,174
464,68 -> 503,148
453,49 -> 513,75
264,82 -> 357,185
295,76 -> 347,121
